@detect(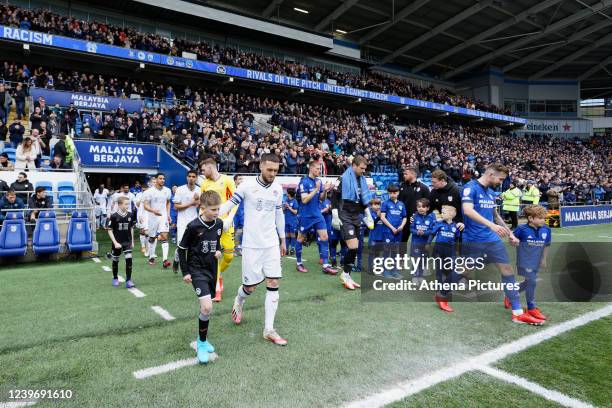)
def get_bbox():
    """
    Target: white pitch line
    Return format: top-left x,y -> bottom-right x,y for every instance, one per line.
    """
477,365 -> 595,408
554,233 -> 574,236
597,235 -> 612,239
133,356 -> 199,379
151,306 -> 175,321
128,288 -> 146,298
133,342 -> 217,379
285,256 -> 306,261
102,266 -> 111,272
343,304 -> 612,408
92,257 -> 101,263
0,402 -> 37,408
